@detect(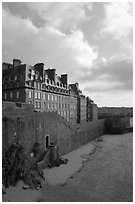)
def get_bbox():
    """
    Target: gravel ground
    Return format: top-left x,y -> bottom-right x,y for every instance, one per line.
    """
3,132 -> 133,202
